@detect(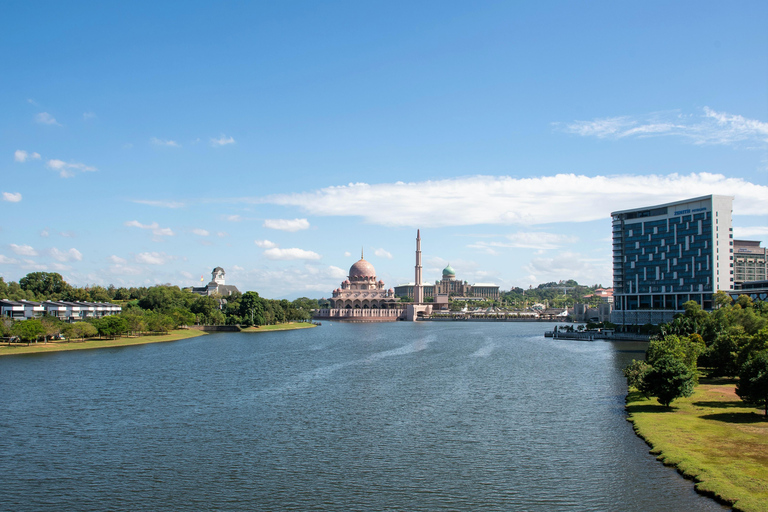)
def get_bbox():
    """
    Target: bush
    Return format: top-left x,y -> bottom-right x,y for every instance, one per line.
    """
640,355 -> 695,407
